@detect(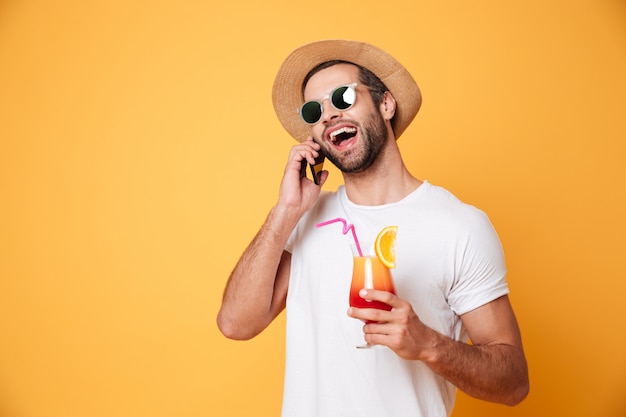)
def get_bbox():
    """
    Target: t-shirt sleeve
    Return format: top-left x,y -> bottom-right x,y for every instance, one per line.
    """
285,228 -> 296,254
447,210 -> 509,315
